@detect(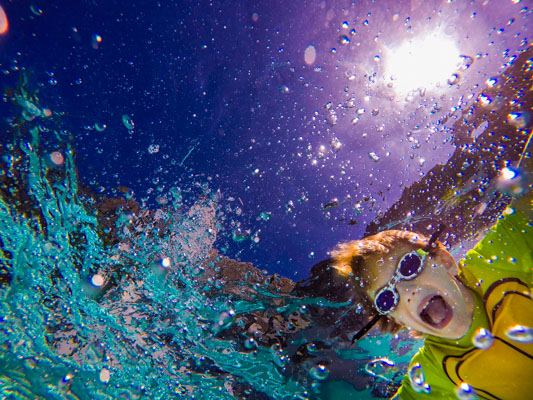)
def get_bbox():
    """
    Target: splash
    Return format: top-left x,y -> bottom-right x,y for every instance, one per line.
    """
0,77 -> 420,399
0,82 -> 306,399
